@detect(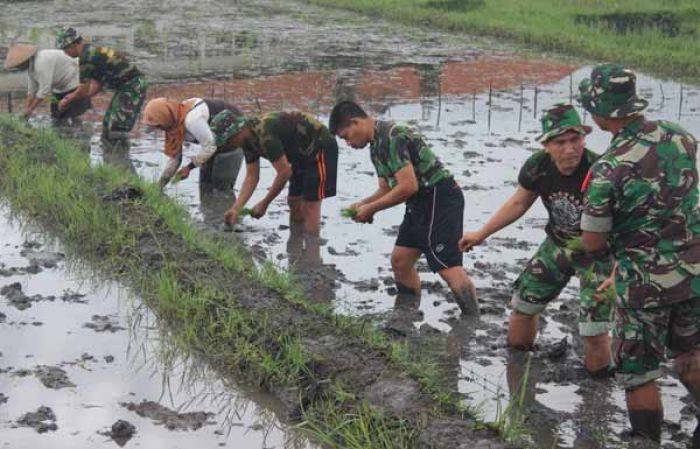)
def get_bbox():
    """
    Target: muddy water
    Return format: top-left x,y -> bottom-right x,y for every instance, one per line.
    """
2,0 -> 700,447
0,207 -> 316,448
